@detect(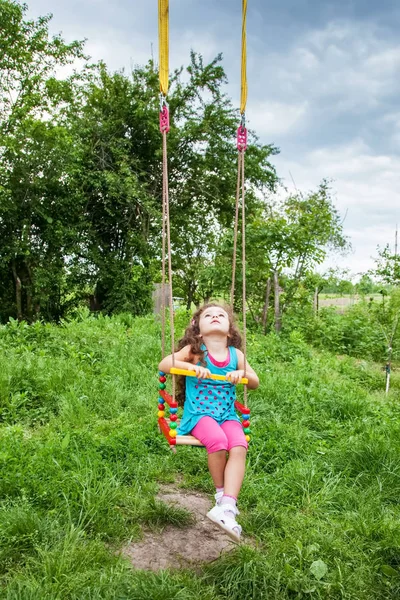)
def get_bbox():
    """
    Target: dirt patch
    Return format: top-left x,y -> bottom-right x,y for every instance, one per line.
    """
121,485 -> 235,571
